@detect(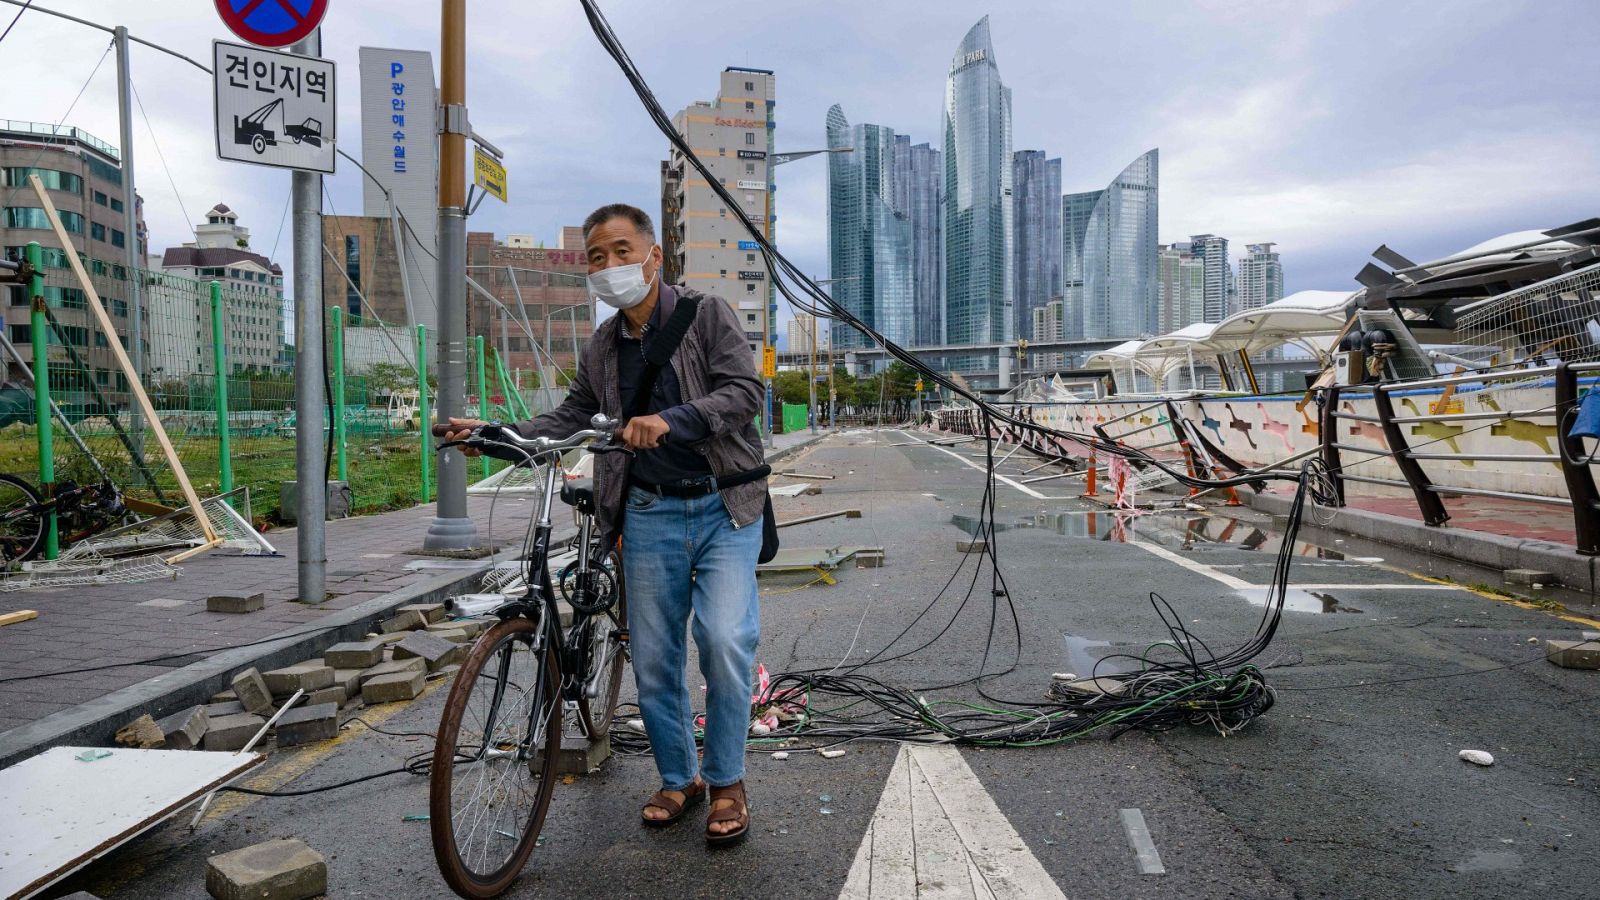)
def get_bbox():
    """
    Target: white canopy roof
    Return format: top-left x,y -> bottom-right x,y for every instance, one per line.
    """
1207,289 -> 1355,358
